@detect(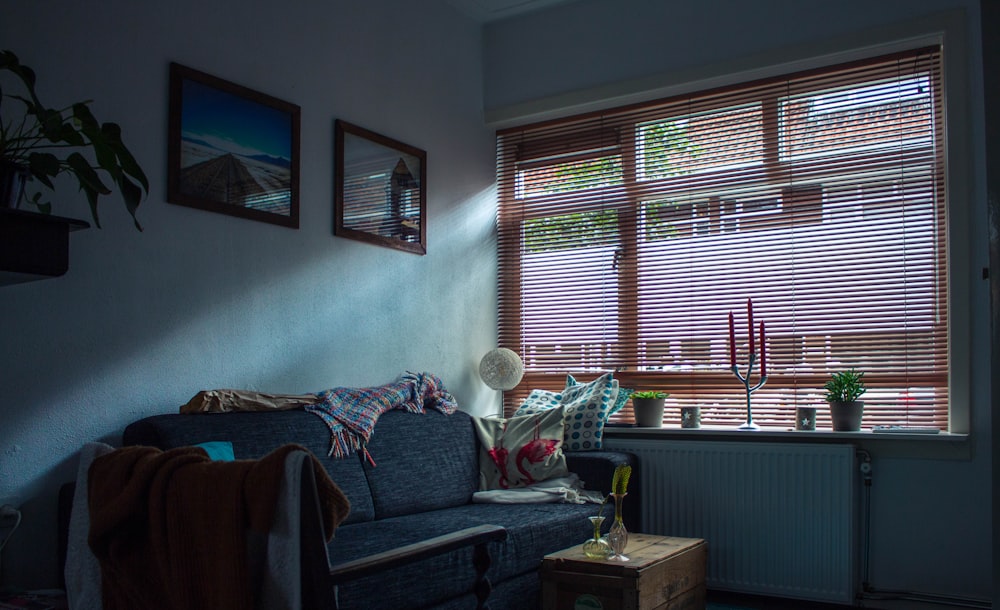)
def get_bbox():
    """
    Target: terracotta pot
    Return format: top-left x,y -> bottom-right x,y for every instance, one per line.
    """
632,398 -> 665,427
829,400 -> 863,431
